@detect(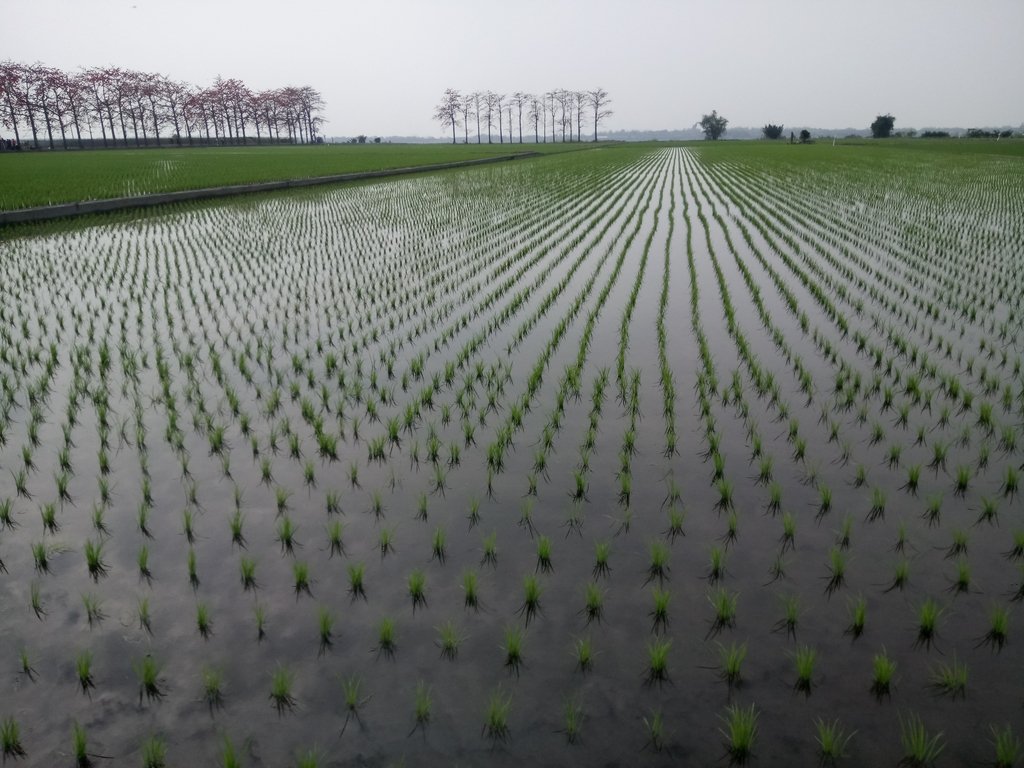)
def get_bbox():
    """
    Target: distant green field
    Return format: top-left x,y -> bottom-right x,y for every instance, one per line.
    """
0,142 -> 587,210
